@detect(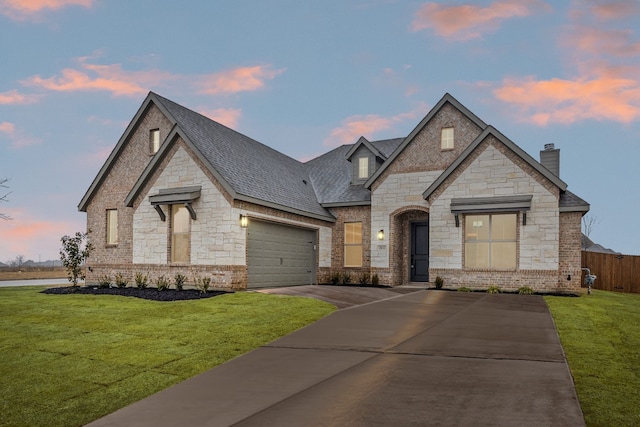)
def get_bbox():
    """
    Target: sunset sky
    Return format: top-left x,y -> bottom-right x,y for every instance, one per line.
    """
1,0 -> 639,262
